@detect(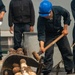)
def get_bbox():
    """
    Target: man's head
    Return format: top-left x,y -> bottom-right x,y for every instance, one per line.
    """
39,0 -> 52,17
